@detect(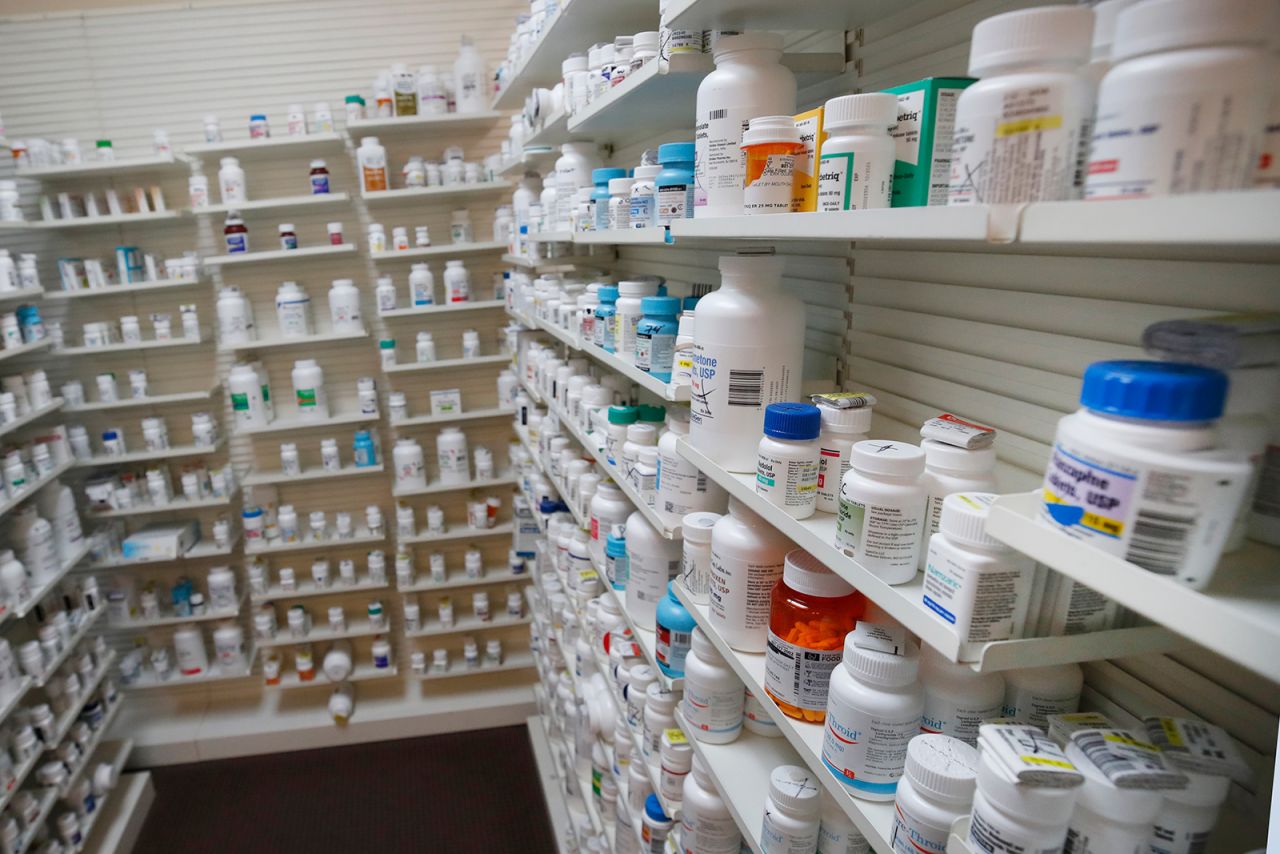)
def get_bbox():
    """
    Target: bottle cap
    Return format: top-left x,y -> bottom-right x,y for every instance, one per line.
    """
741,115 -> 802,147
657,142 -> 696,164
689,626 -> 723,663
823,92 -> 898,130
842,630 -> 920,687
608,177 -> 635,194
968,6 -> 1093,77
644,793 -> 670,822
607,405 -> 639,425
680,512 -> 719,544
763,402 -> 821,441
849,440 -> 925,477
937,492 -> 1011,551
640,296 -> 681,316
1112,0 -> 1277,61
782,548 -> 854,598
1079,360 -> 1227,422
768,765 -> 821,817
591,168 -> 627,185
597,285 -> 619,303
904,735 -> 979,804
921,438 -> 996,474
